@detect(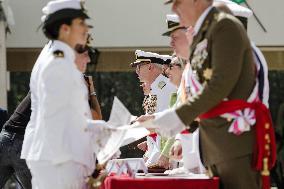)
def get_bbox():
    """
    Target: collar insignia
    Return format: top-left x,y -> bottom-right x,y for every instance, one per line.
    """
158,81 -> 166,89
